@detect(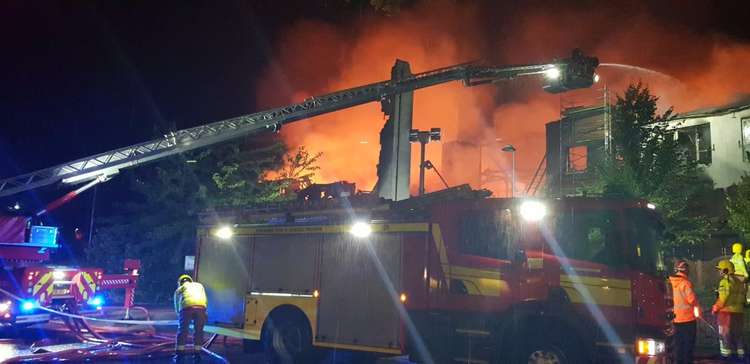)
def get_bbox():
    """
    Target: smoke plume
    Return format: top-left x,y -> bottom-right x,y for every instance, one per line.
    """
256,1 -> 750,197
